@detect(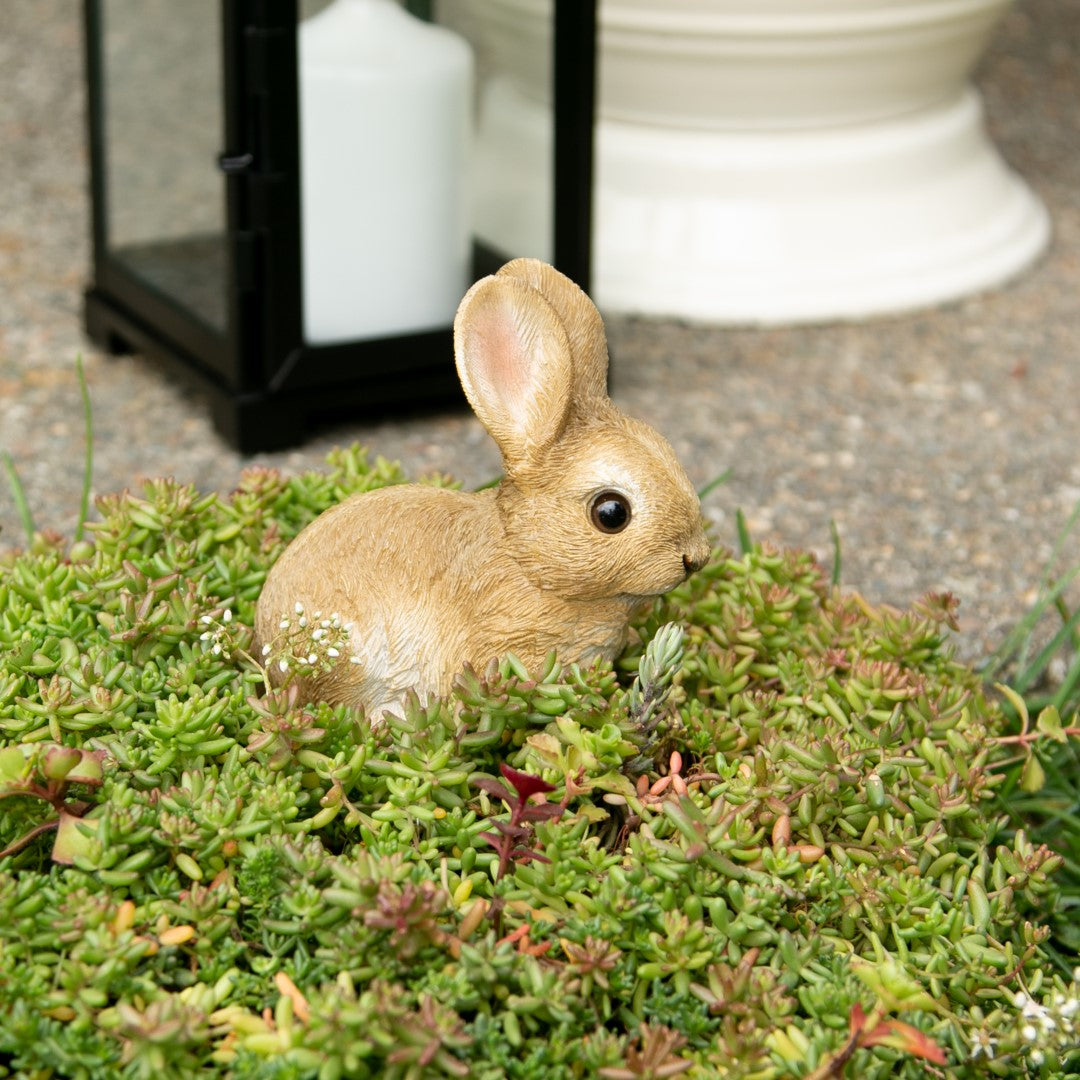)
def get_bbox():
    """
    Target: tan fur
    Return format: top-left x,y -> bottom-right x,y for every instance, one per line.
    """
255,259 -> 711,716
